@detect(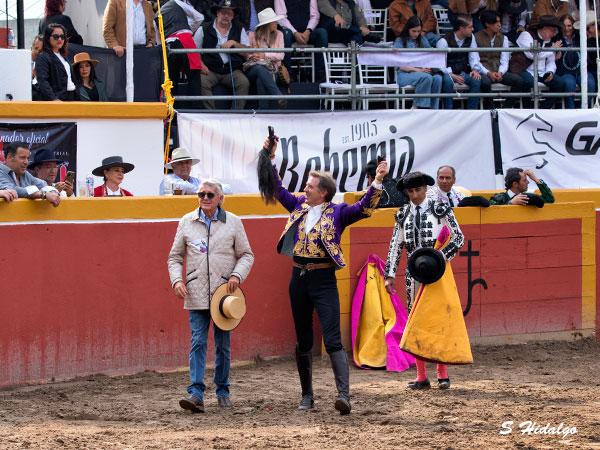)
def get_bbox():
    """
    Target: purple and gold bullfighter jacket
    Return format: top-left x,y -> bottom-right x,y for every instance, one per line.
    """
274,165 -> 383,269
